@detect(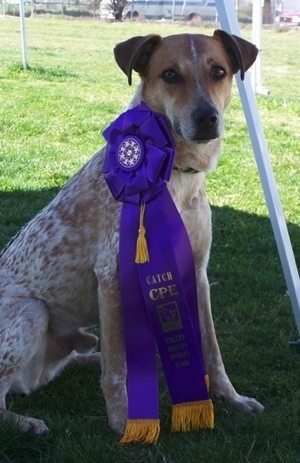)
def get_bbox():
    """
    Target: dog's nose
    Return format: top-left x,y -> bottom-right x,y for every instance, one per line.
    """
192,103 -> 219,130
191,102 -> 220,141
